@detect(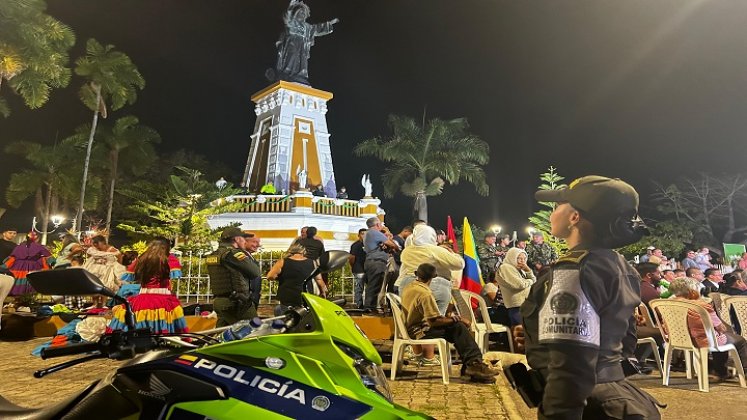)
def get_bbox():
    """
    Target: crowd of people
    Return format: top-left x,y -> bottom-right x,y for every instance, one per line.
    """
2,177 -> 747,414
0,226 -> 189,337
